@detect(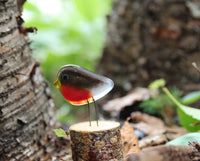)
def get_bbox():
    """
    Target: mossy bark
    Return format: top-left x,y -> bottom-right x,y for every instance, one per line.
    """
70,121 -> 124,161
